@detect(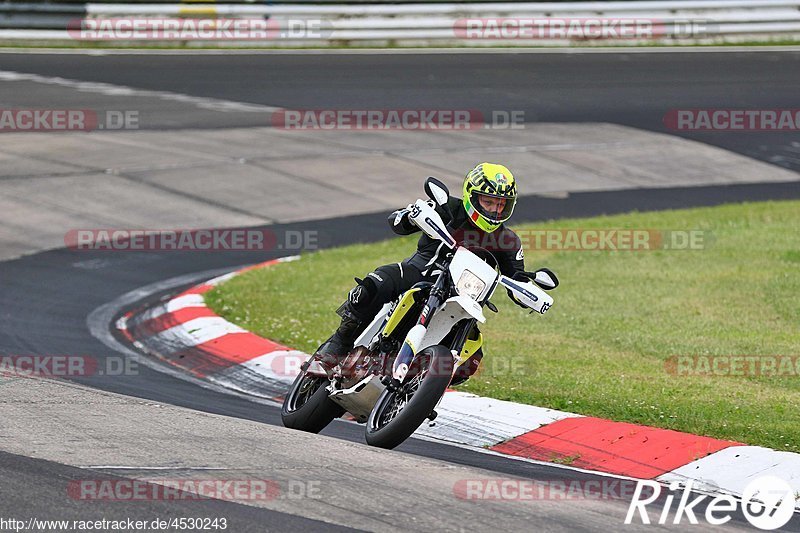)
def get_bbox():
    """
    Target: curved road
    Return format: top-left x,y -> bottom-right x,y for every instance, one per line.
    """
1,49 -> 799,170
